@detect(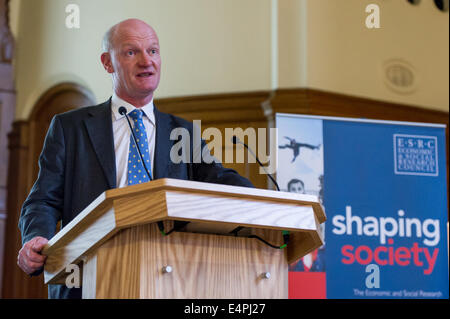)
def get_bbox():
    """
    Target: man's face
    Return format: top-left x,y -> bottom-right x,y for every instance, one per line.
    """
101,20 -> 161,103
289,182 -> 305,194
